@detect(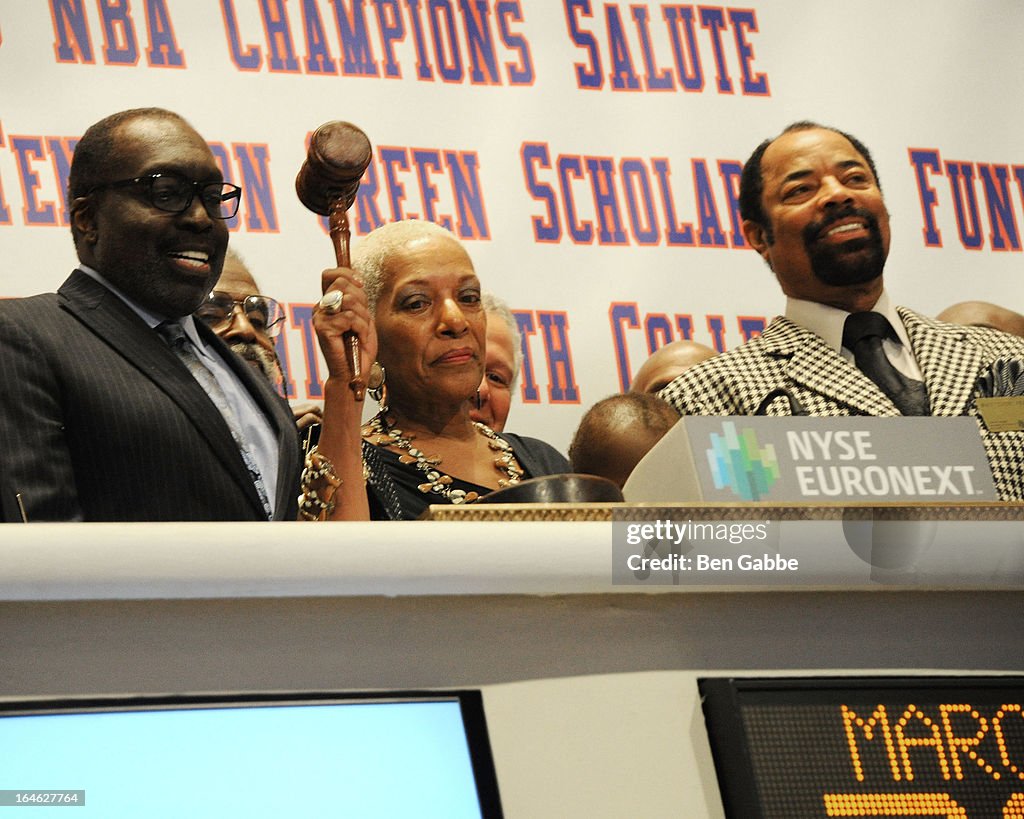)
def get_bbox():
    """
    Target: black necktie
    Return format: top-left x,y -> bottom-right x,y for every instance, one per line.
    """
841,312 -> 930,416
